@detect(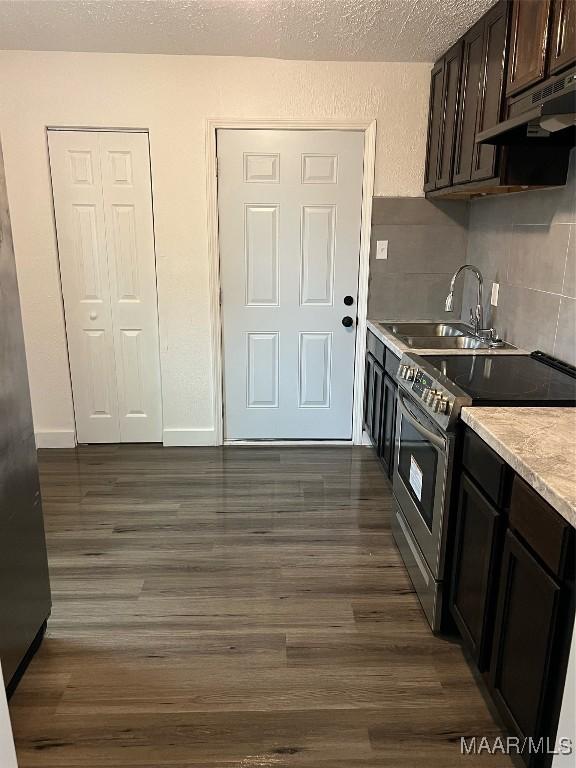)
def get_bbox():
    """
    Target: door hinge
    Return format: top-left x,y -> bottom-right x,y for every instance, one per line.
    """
215,157 -> 219,178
